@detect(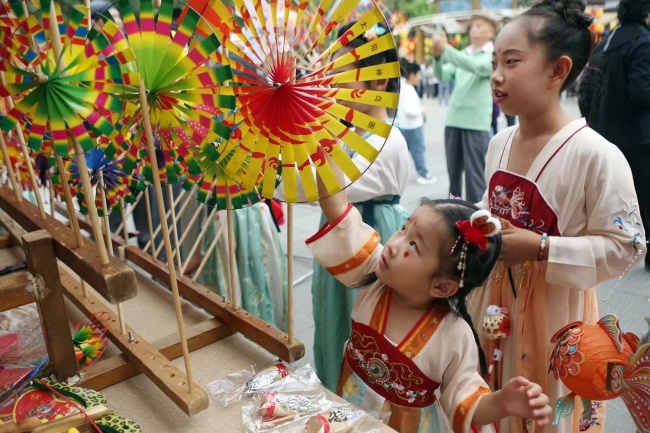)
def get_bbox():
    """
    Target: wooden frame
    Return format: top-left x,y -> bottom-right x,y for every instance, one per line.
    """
62,202 -> 305,363
0,183 -> 304,416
